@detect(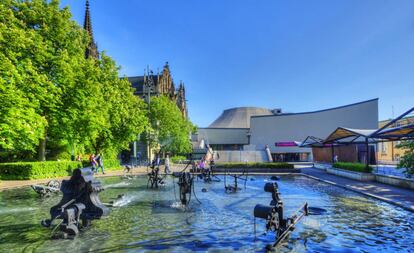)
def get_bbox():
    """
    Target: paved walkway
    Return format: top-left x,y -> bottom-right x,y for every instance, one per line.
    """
301,167 -> 414,212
